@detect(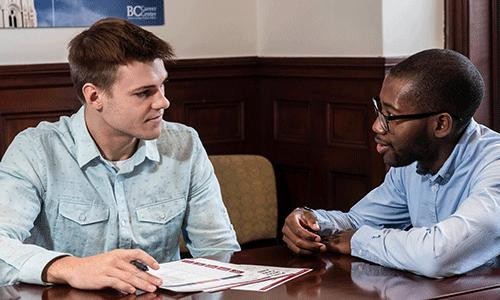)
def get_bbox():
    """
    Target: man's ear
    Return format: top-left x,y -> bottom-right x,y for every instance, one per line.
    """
82,83 -> 103,110
434,113 -> 453,138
